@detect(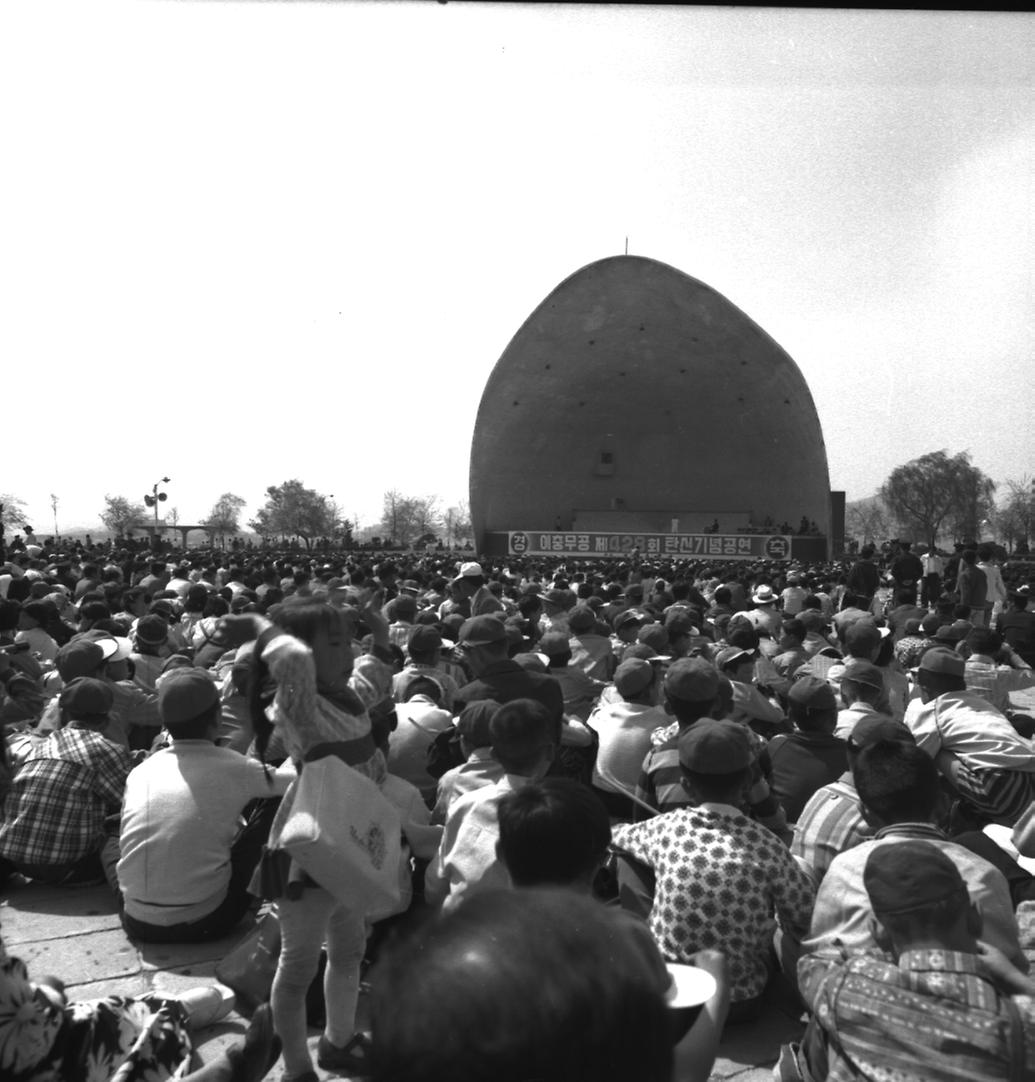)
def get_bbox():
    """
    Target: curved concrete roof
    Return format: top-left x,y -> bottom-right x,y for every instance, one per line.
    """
470,255 -> 830,544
